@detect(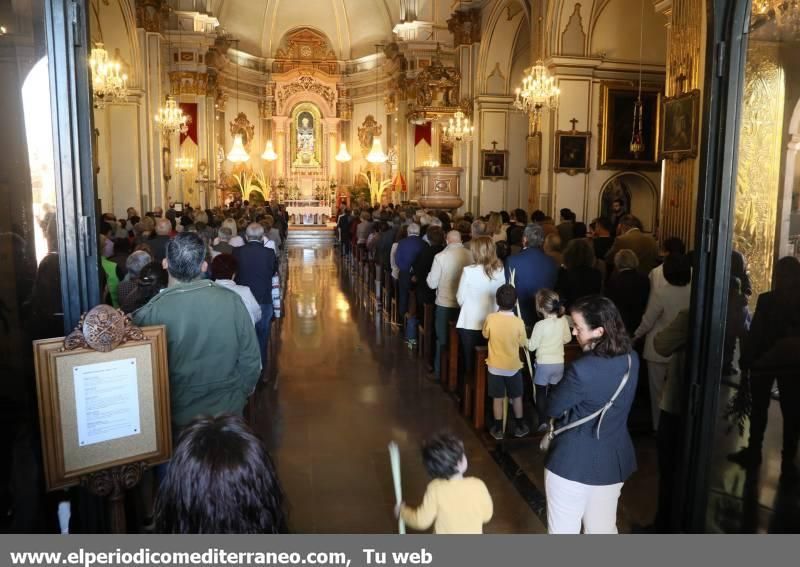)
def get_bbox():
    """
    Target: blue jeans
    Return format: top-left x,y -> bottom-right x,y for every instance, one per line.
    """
256,303 -> 274,367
